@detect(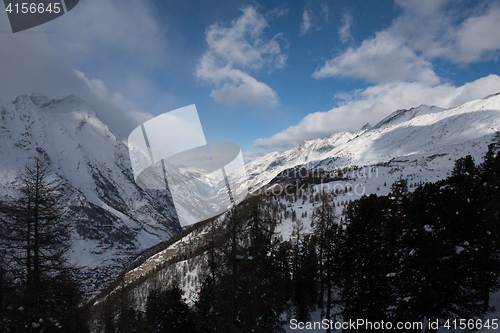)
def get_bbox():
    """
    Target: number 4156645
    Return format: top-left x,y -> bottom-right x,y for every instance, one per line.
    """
443,319 -> 498,330
5,2 -> 61,14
